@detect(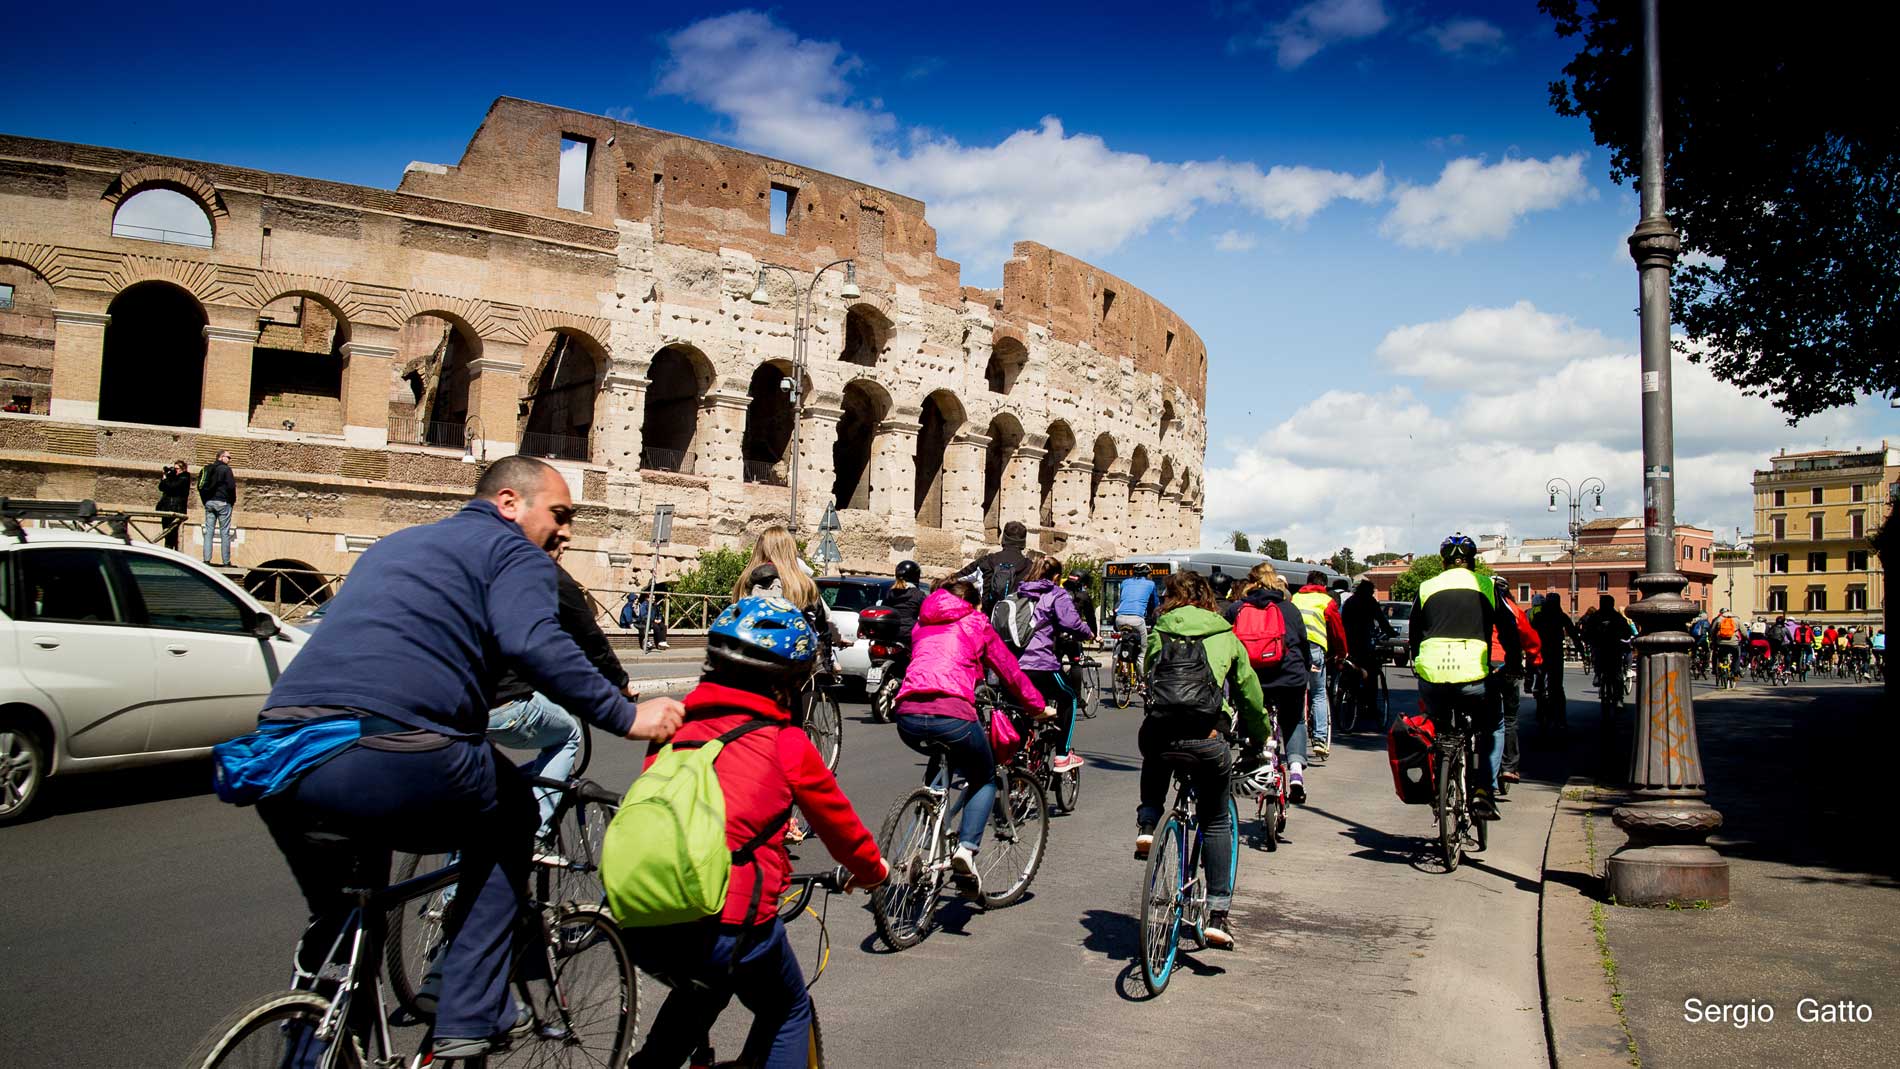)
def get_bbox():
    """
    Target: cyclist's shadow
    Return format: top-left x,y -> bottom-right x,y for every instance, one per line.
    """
1080,909 -> 1226,1002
